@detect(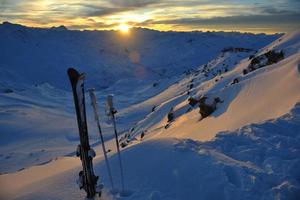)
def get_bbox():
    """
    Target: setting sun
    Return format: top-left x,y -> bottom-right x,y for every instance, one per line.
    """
119,24 -> 130,34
